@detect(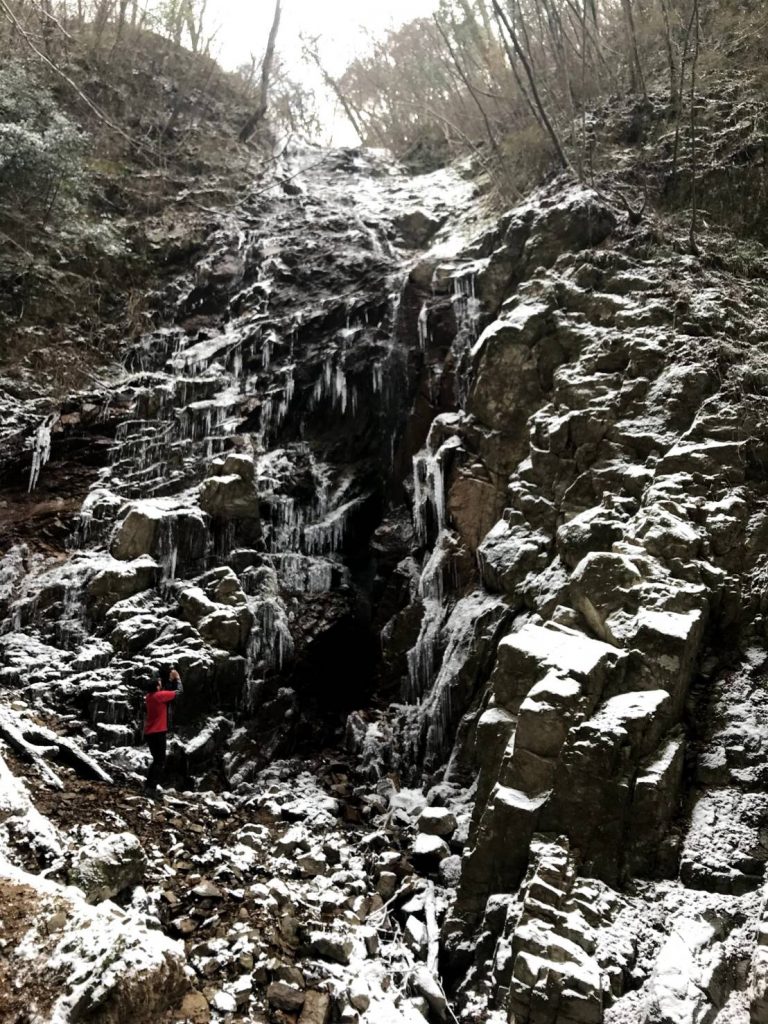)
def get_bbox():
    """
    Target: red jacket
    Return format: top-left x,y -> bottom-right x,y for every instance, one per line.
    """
144,690 -> 178,735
